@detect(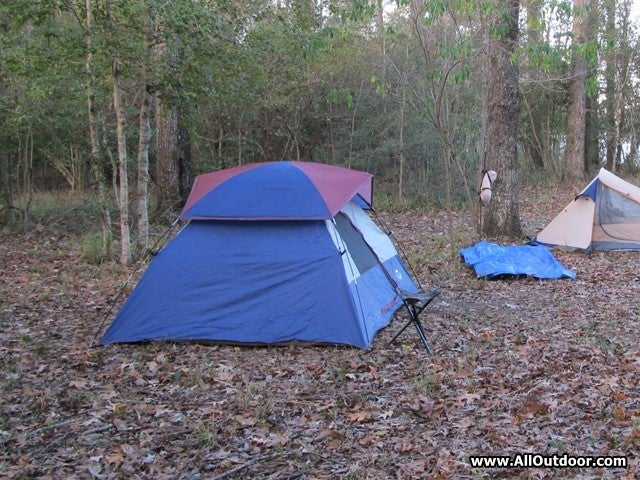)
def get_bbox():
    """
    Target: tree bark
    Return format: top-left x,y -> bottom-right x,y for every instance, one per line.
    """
112,57 -> 132,265
156,100 -> 192,217
177,117 -> 192,201
136,8 -> 154,249
481,0 -> 522,239
1,154 -> 15,224
613,1 -> 631,173
565,0 -> 590,179
398,71 -> 406,200
0,16 -> 14,224
137,84 -> 153,248
85,0 -> 112,255
523,0 -> 545,170
19,129 -> 34,230
603,0 -> 615,171
155,101 -> 180,217
584,0 -> 600,174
